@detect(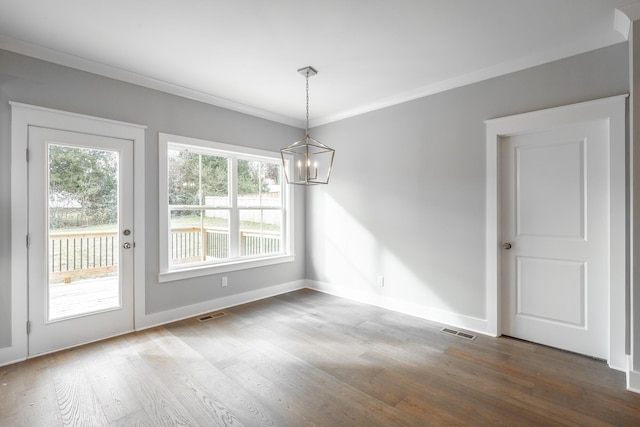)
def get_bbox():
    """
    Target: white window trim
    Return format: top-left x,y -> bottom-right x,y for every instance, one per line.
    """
158,132 -> 294,283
